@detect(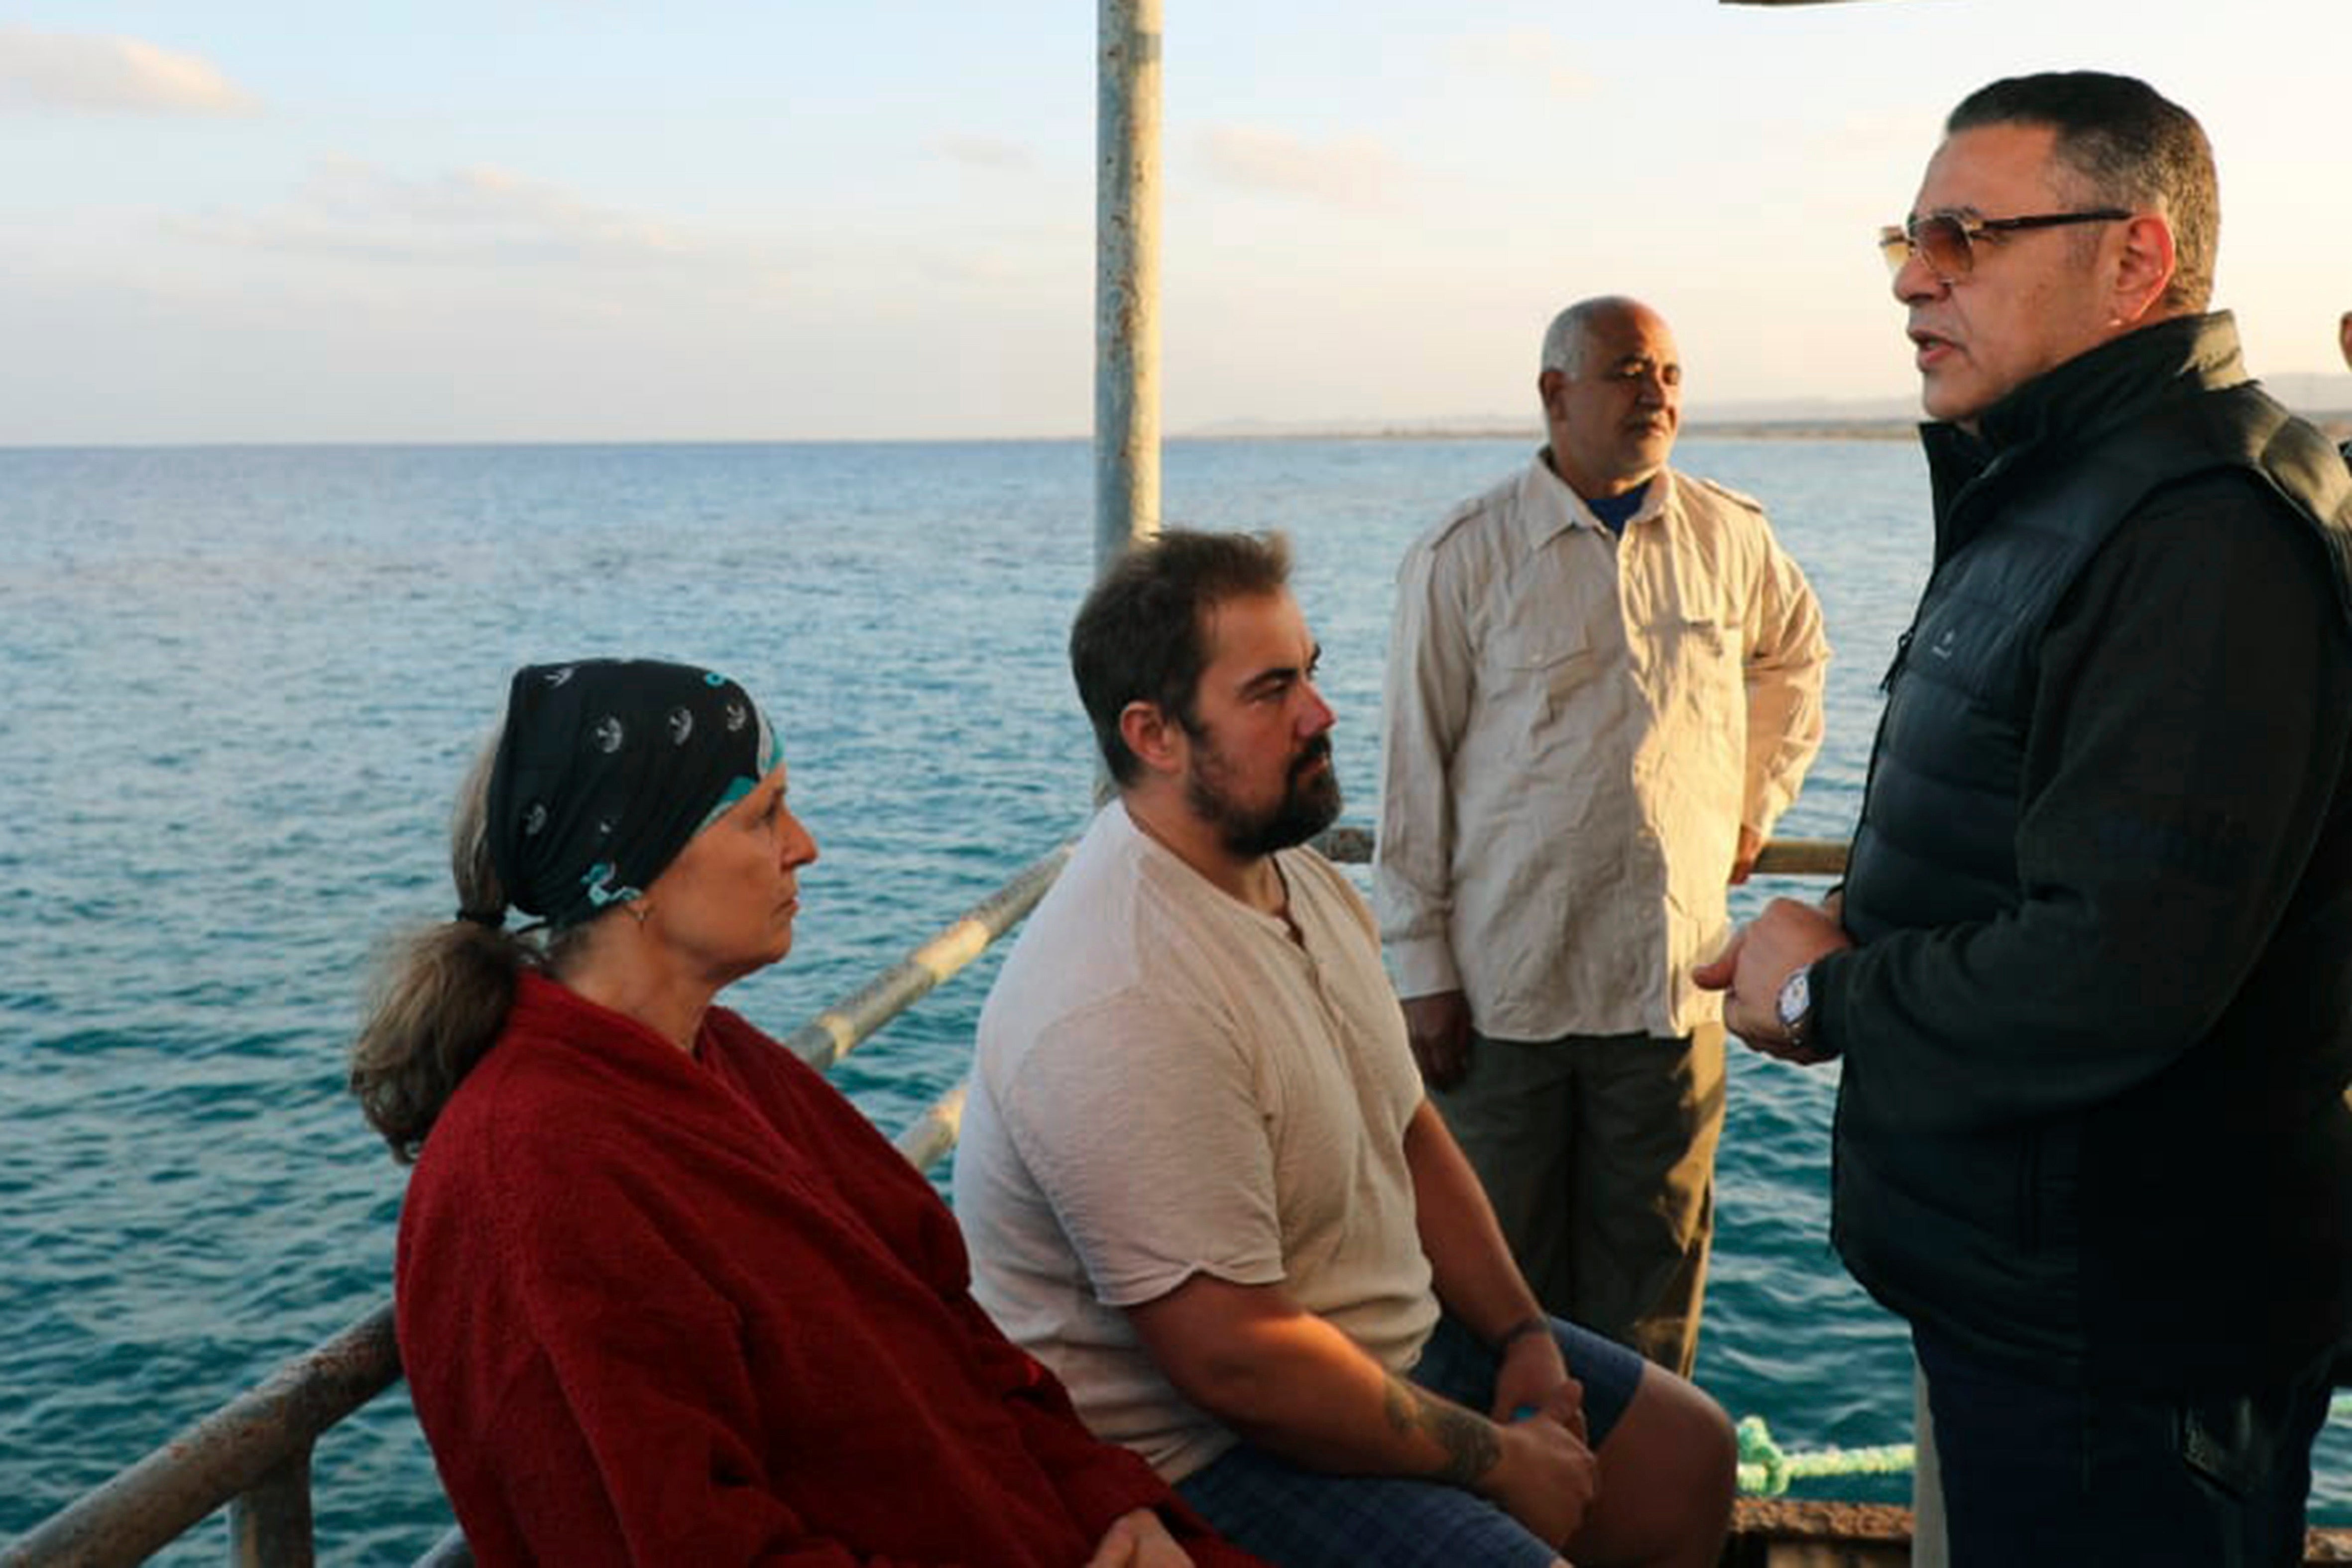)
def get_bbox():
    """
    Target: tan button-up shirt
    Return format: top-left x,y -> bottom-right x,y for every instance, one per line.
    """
1376,451 -> 1829,1039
